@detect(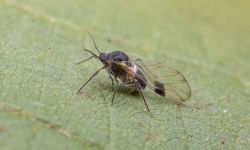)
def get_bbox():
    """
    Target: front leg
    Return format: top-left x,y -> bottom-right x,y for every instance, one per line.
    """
77,66 -> 105,94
